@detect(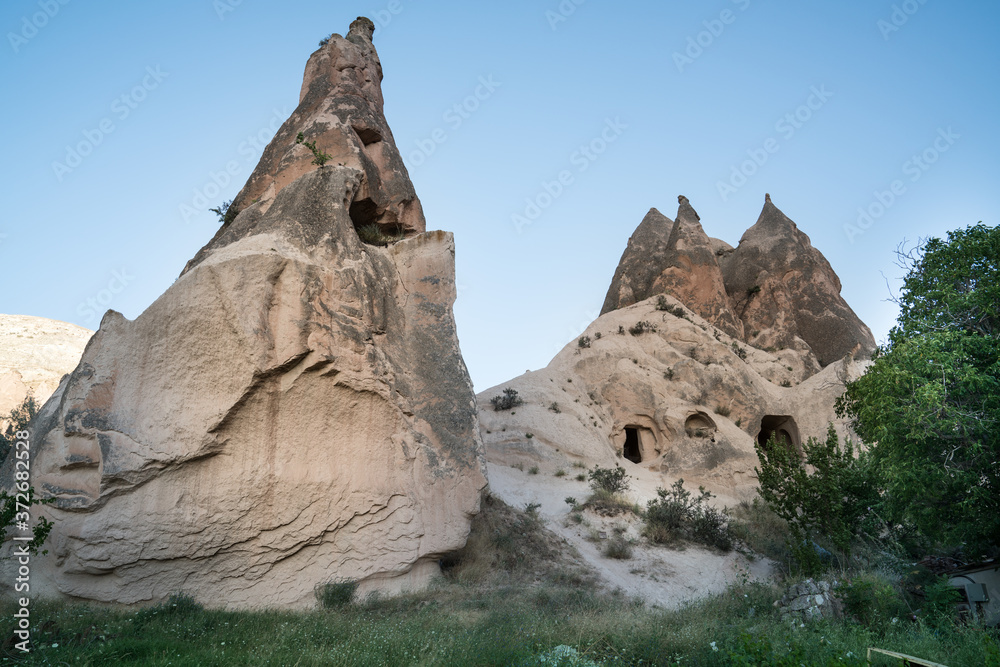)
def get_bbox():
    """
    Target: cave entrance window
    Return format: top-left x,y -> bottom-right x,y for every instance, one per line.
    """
757,415 -> 801,455
623,427 -> 642,463
349,198 -> 379,231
